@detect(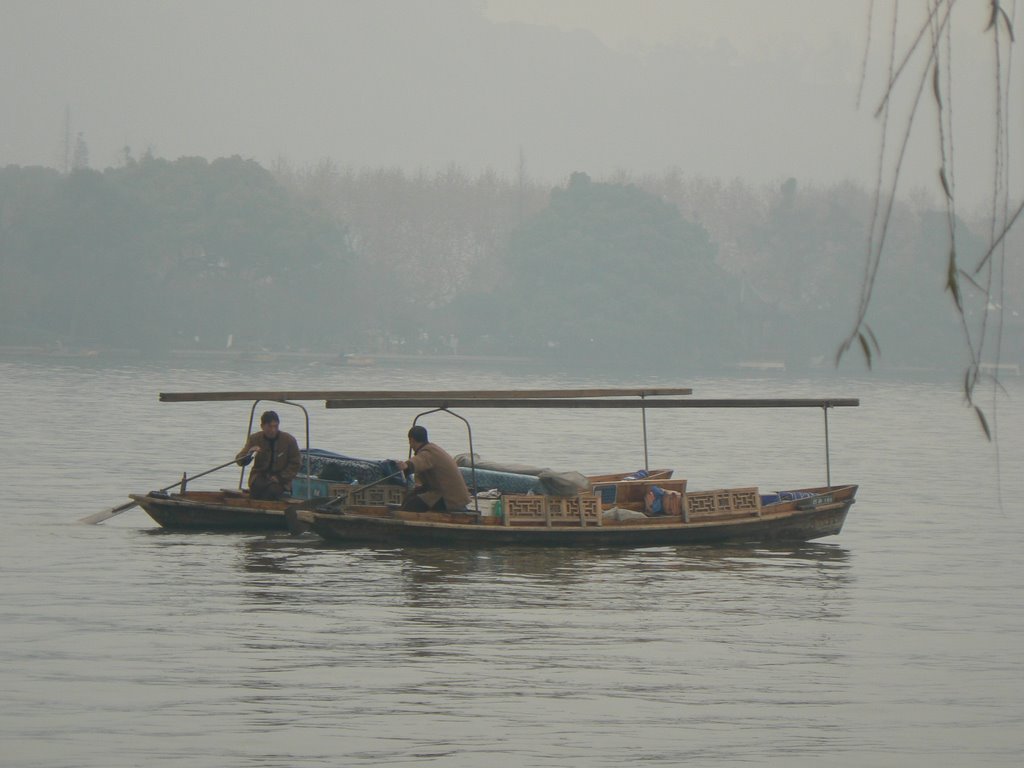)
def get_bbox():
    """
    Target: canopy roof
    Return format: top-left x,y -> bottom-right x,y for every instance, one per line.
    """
158,387 -> 693,402
324,397 -> 859,409
158,388 -> 857,409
